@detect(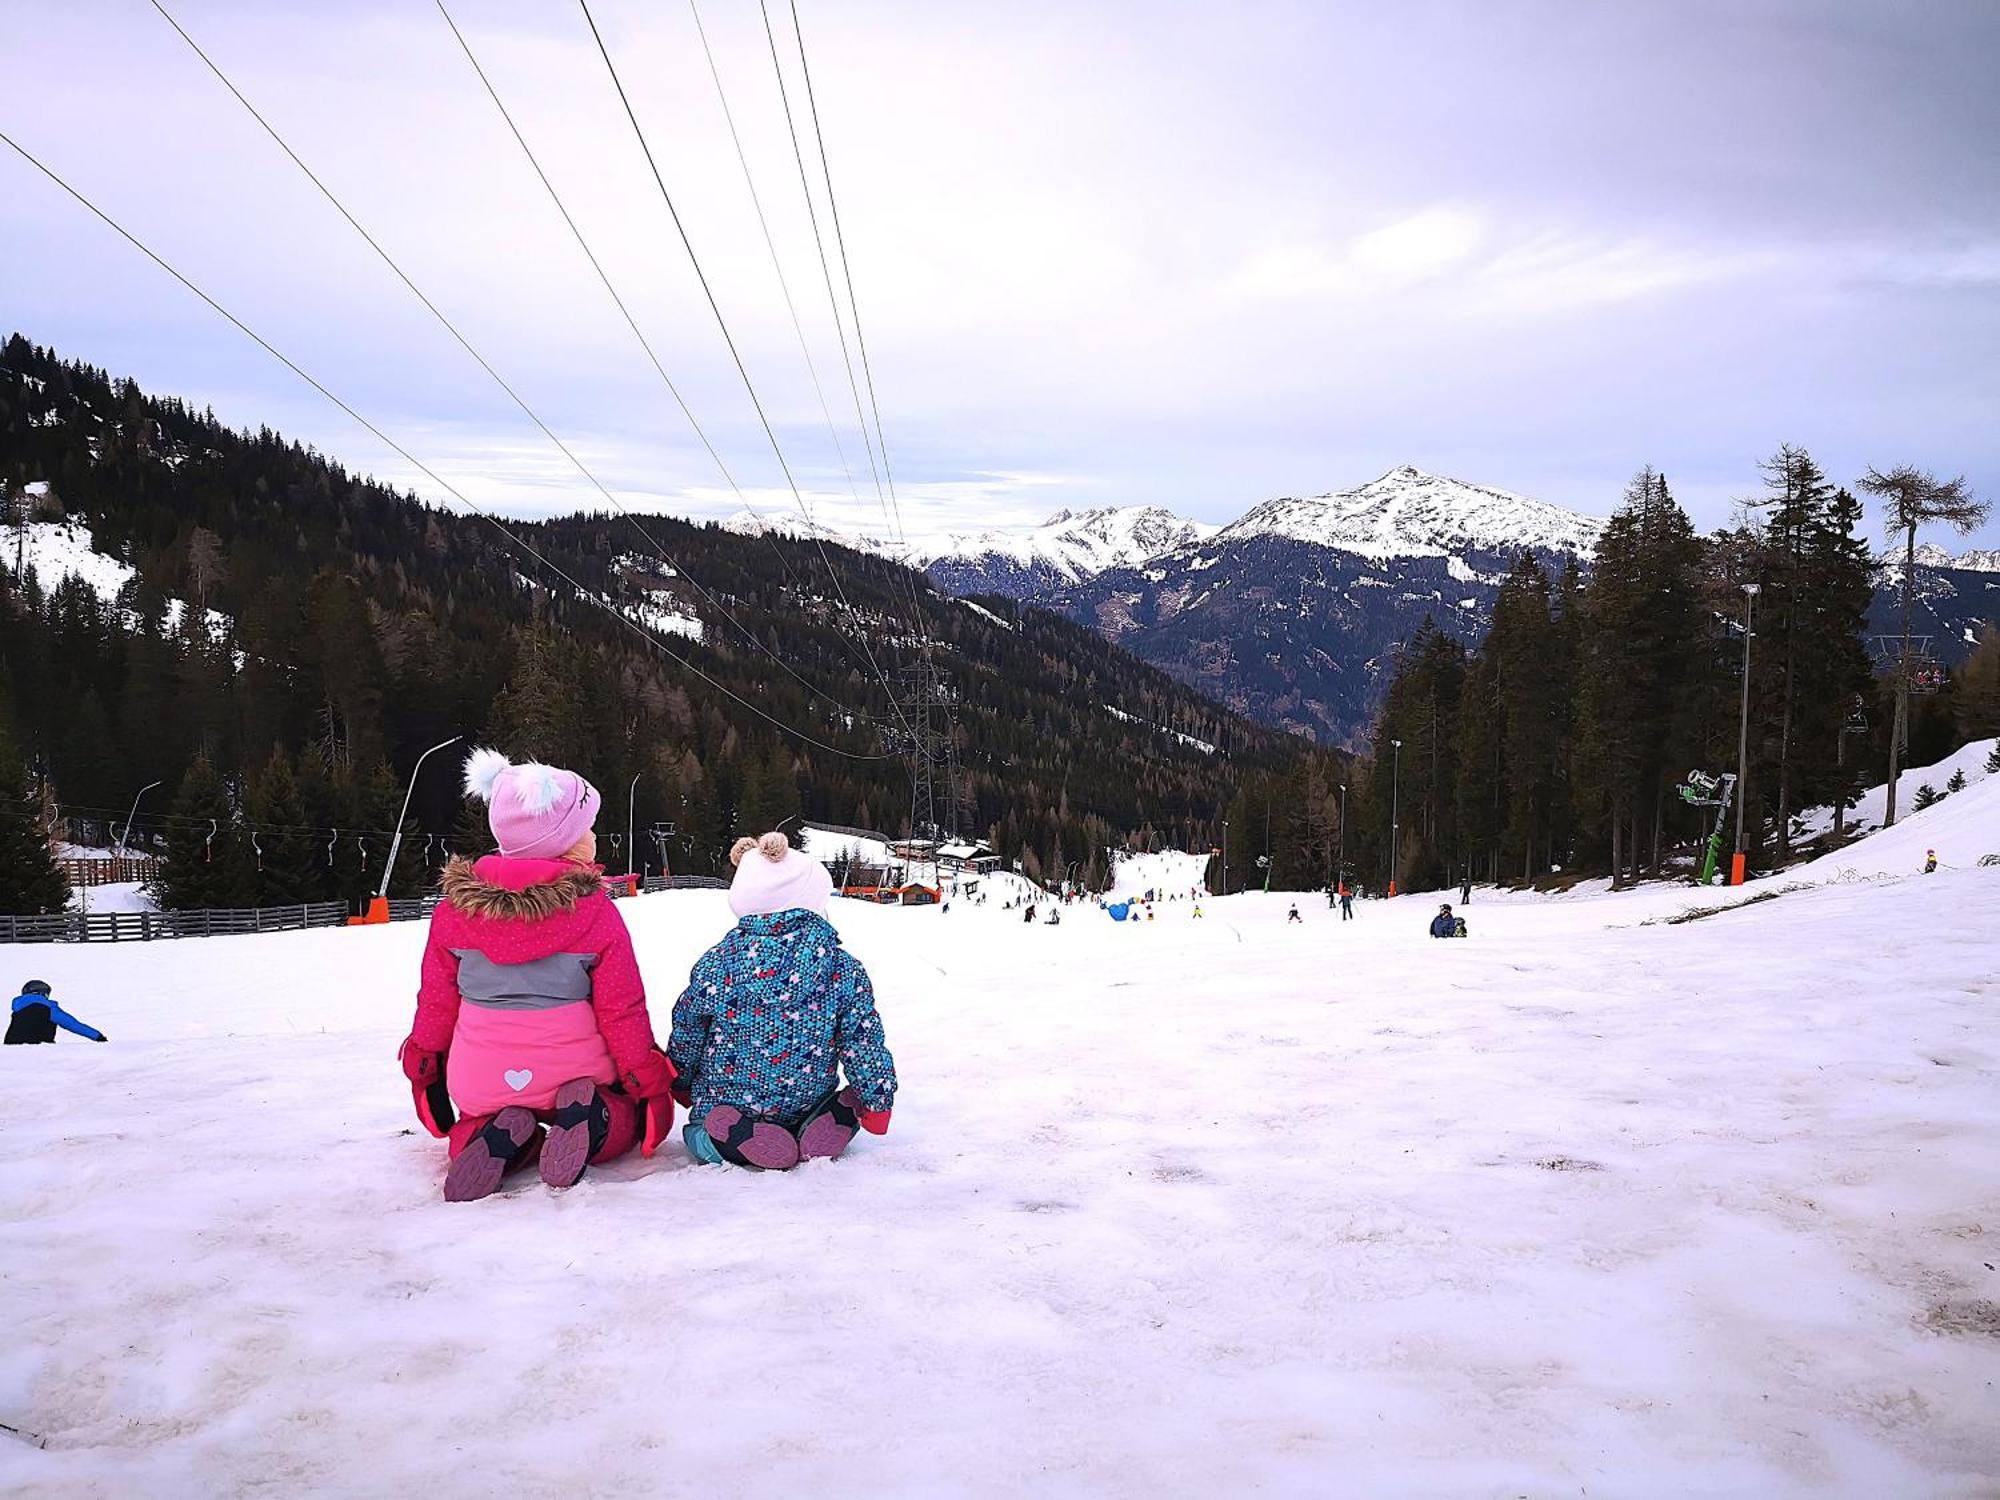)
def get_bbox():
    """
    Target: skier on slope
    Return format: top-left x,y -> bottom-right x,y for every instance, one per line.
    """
1924,849 -> 1938,874
1287,904 -> 1302,924
399,751 -> 676,1203
5,979 -> 107,1045
1340,888 -> 1354,922
668,833 -> 897,1171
